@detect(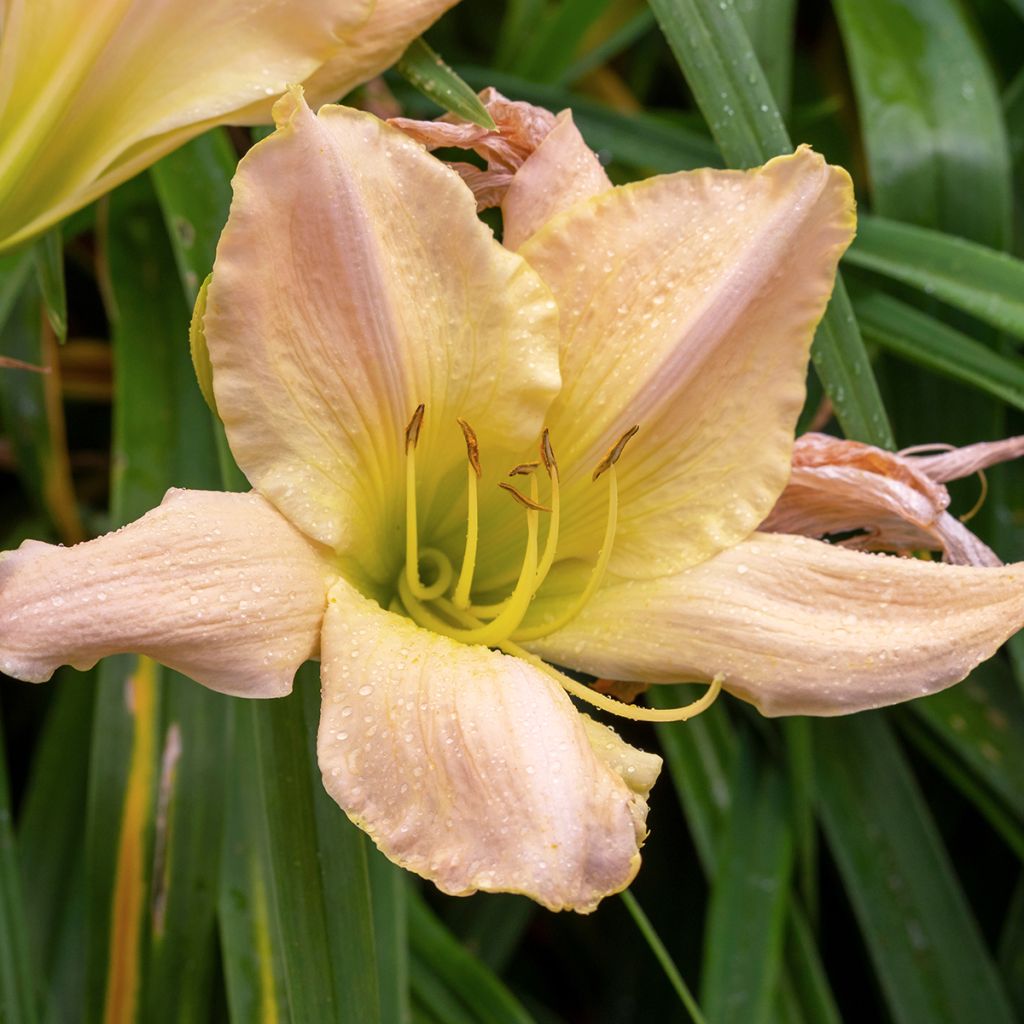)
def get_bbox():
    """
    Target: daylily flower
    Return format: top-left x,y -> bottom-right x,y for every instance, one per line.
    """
4,89 -> 1024,912
761,432 -> 1024,567
0,0 -> 458,251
